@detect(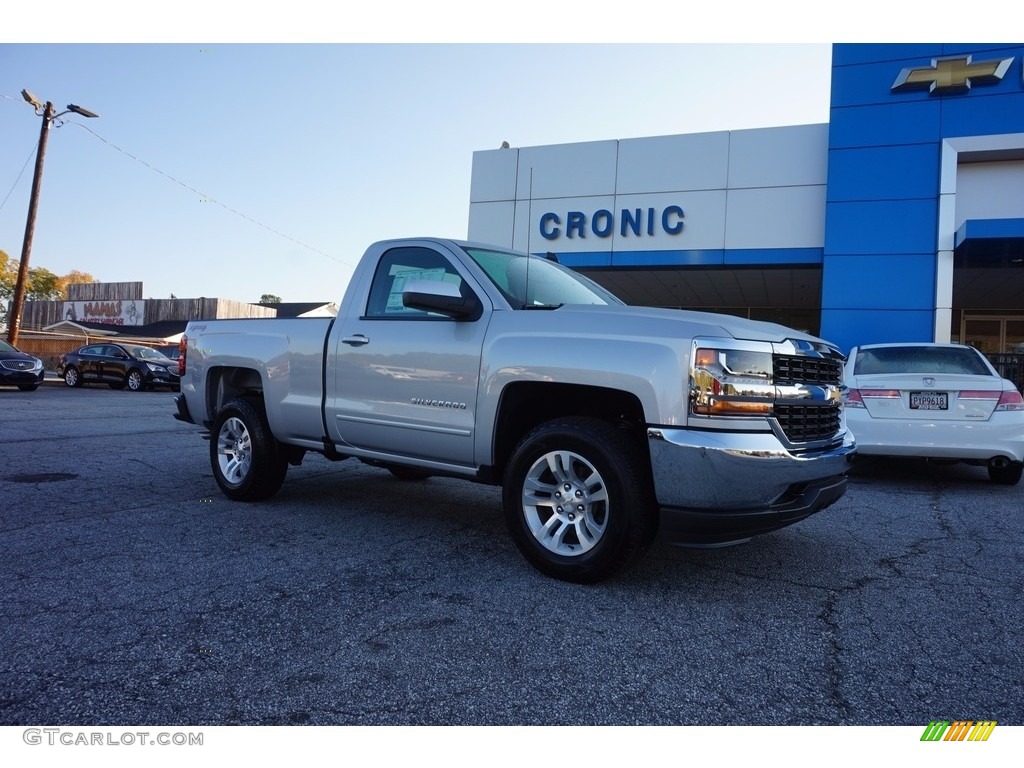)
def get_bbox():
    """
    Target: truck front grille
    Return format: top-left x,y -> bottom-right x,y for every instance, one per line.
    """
773,355 -> 842,386
774,403 -> 841,444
